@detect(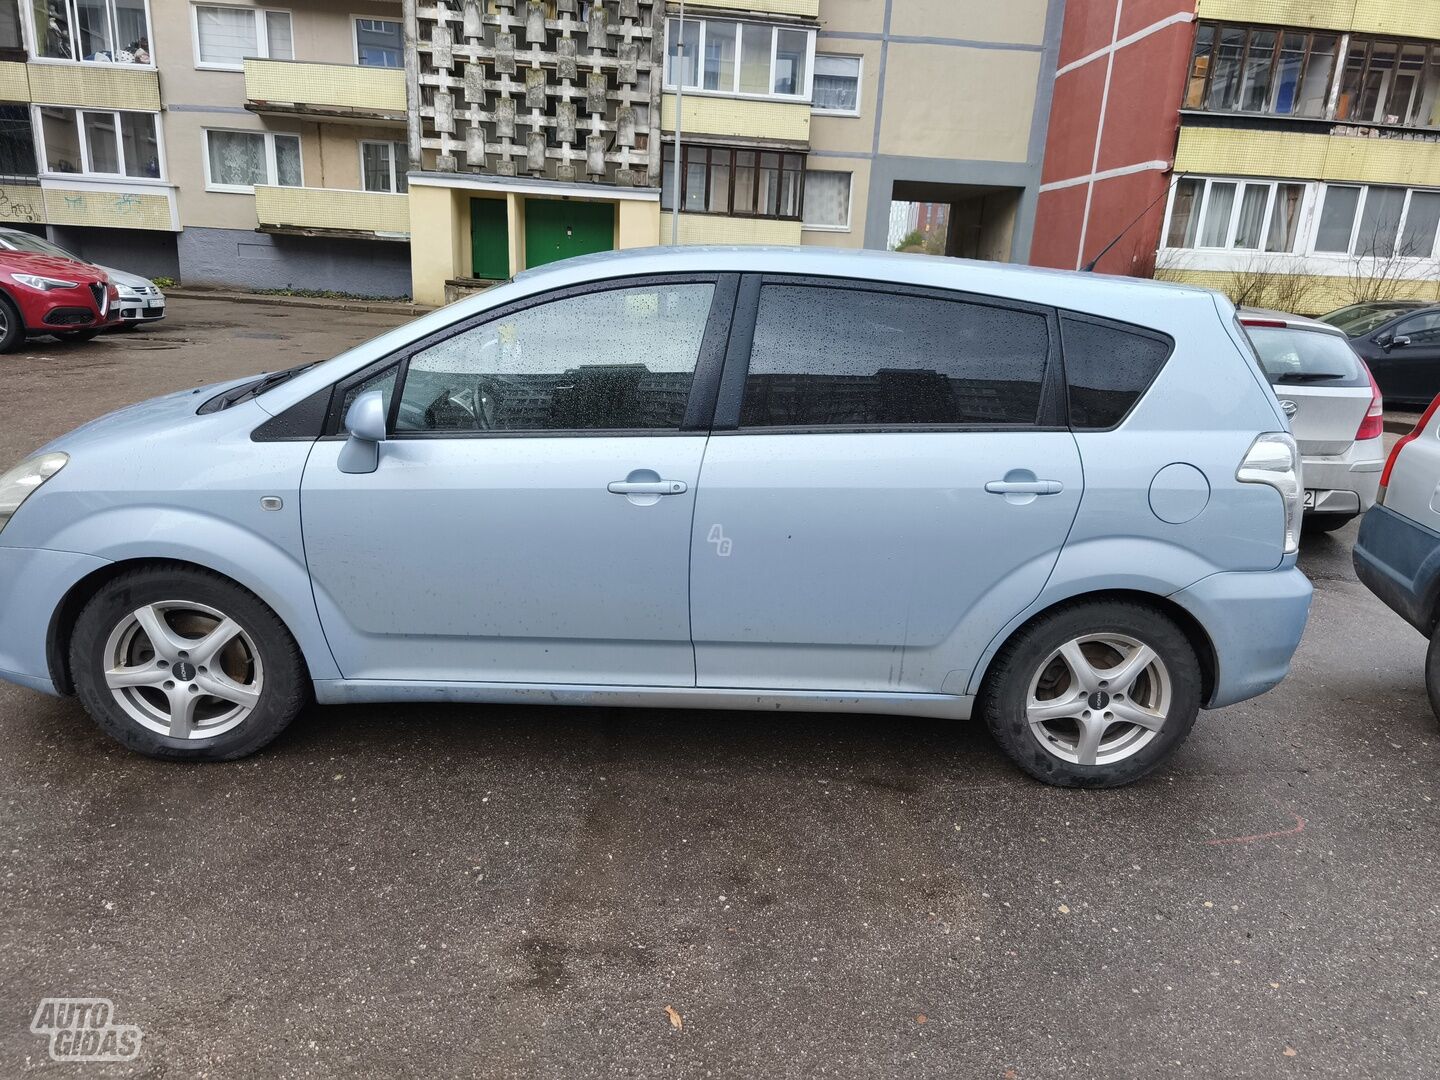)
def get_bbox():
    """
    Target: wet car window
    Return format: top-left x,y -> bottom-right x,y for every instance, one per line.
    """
396,283 -> 715,433
1060,316 -> 1172,429
1247,326 -> 1369,387
1319,304 -> 1422,337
